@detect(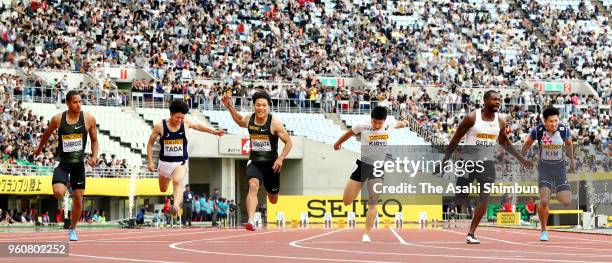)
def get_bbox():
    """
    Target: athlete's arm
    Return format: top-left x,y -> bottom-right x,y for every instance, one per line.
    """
565,135 -> 575,173
394,119 -> 409,129
221,95 -> 249,128
147,123 -> 163,172
86,113 -> 99,167
34,114 -> 61,156
184,120 -> 225,136
271,116 -> 292,173
334,129 -> 355,150
521,136 -> 535,157
442,111 -> 475,162
498,116 -> 533,168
